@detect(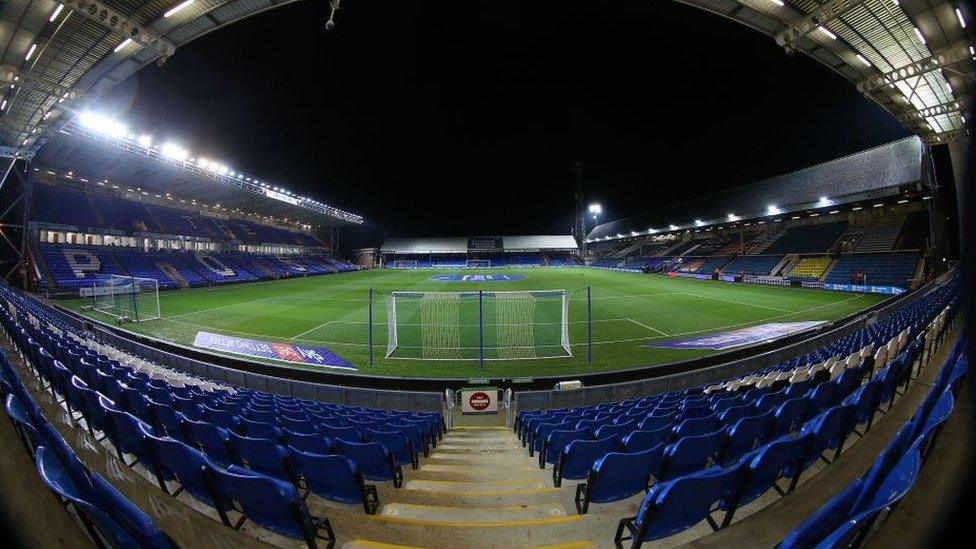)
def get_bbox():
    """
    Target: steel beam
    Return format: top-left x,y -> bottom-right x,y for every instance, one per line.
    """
856,42 -> 974,93
63,0 -> 177,58
775,0 -> 868,50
